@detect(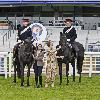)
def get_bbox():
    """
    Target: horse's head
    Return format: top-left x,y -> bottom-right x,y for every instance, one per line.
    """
59,32 -> 69,50
59,32 -> 71,61
18,37 -> 35,63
